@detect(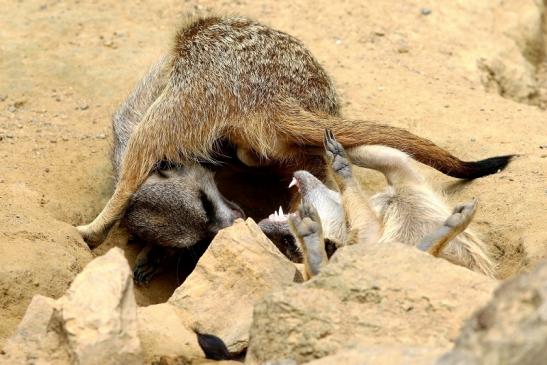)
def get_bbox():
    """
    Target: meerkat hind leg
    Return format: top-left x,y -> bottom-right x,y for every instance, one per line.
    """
418,199 -> 478,256
323,129 -> 382,246
288,203 -> 328,279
